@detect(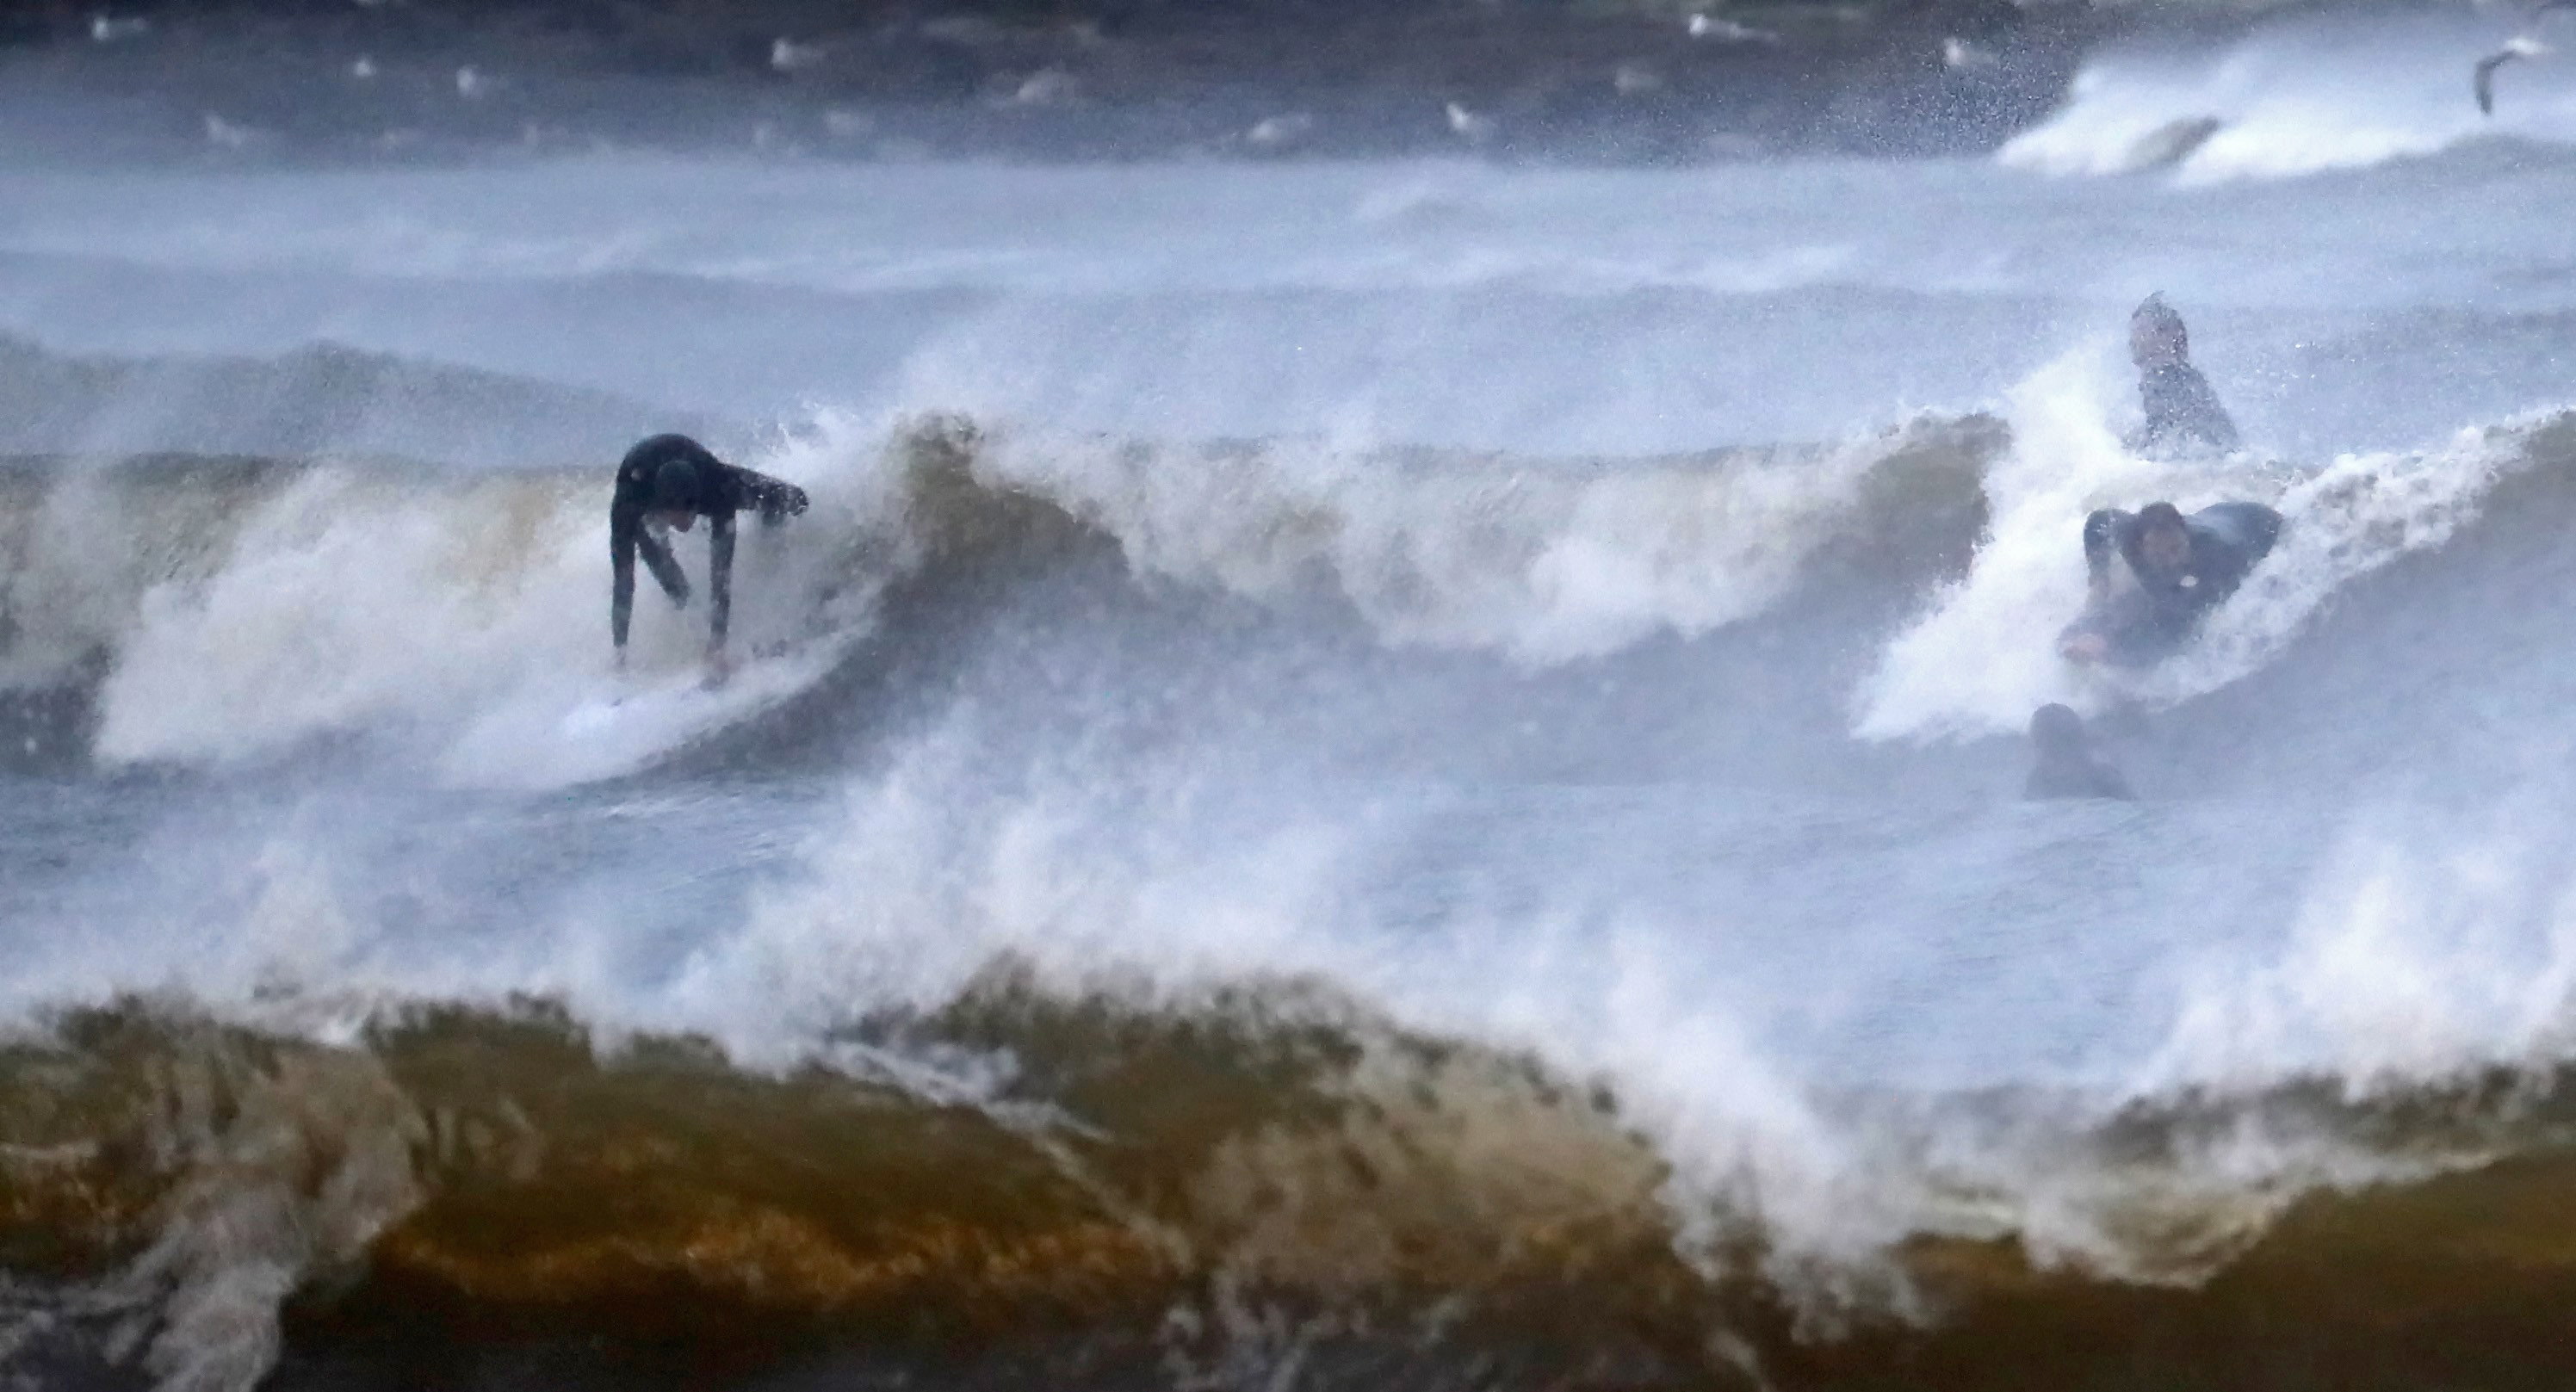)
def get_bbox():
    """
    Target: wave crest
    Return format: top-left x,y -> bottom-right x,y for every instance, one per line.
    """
0,411 -> 2001,783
